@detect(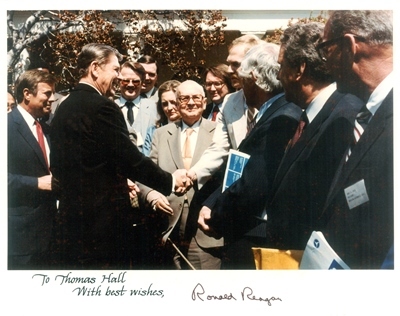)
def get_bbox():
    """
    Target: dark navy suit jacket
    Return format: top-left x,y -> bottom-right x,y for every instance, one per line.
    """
264,91 -> 364,251
50,83 -> 173,268
8,107 -> 57,268
320,90 -> 393,269
204,94 -> 302,242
